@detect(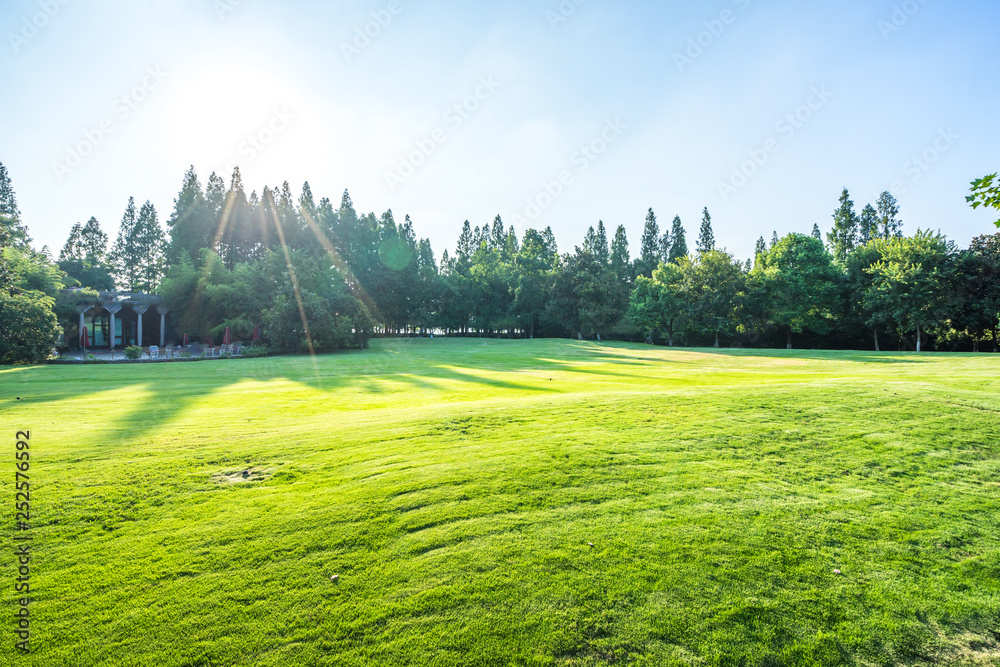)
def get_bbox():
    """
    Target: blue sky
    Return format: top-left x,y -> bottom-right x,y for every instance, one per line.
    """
2,0 -> 998,262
